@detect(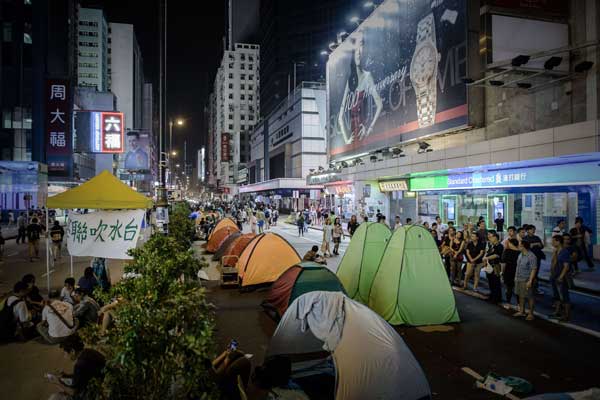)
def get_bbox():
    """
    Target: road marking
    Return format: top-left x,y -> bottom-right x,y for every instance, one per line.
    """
41,269 -> 55,278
